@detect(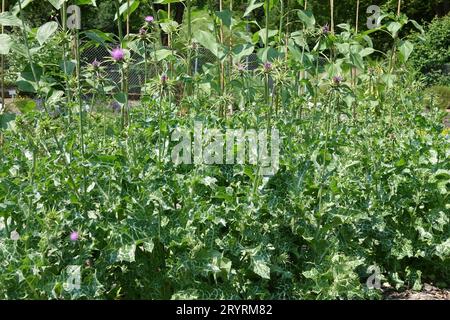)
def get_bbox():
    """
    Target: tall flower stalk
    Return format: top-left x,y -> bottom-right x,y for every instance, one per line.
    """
186,0 -> 193,96
76,29 -> 87,197
127,0 -> 131,35
115,0 -> 129,128
125,0 -> 131,127
389,0 -> 402,73
158,74 -> 168,164
61,2 -> 73,122
17,0 -> 81,203
228,0 -> 233,83
352,0 -> 360,87
284,0 -> 292,63
115,0 -> 123,41
299,0 -> 307,96
219,0 -> 225,97
264,0 -> 270,107
142,30 -> 148,84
